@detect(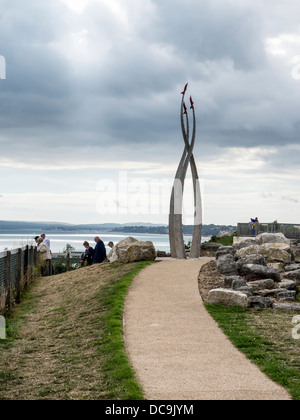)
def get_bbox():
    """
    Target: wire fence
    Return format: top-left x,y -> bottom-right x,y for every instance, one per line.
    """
0,245 -> 37,315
